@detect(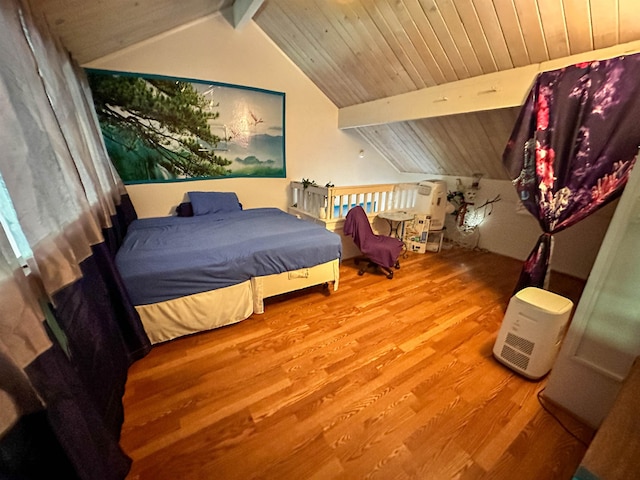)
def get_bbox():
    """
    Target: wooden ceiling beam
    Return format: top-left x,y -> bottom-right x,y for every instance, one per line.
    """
338,39 -> 640,129
233,0 -> 264,29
